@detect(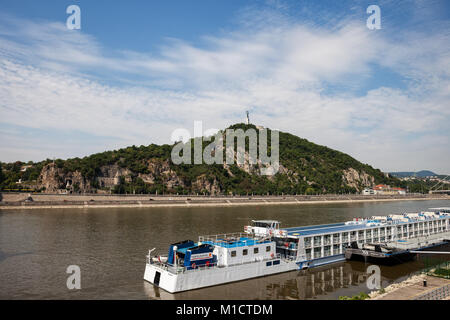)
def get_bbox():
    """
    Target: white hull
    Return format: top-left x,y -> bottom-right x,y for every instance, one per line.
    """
144,259 -> 298,293
143,209 -> 450,293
